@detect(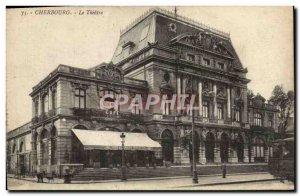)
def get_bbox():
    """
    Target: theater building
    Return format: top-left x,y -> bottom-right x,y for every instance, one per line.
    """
7,8 -> 278,175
